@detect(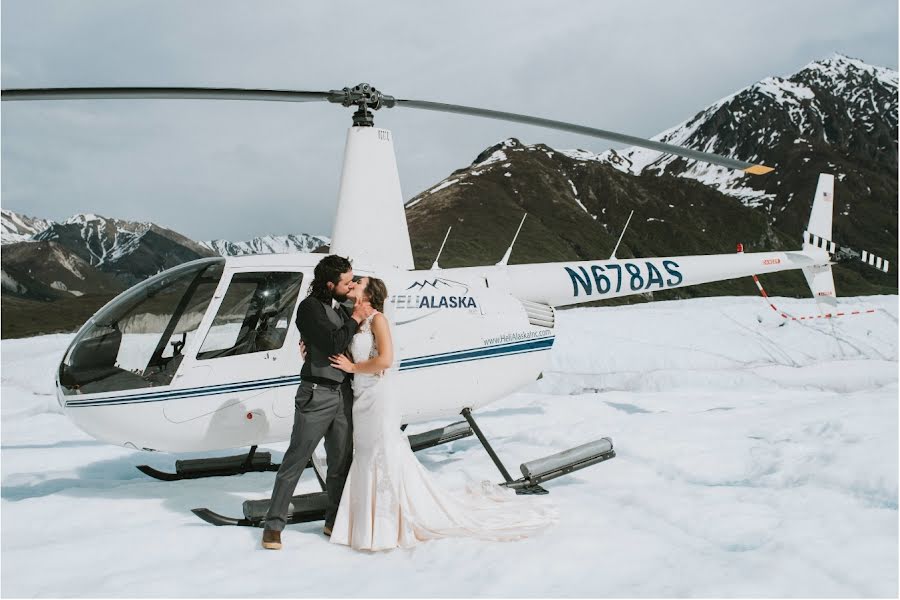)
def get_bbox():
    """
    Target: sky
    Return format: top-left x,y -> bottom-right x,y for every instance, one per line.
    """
1,0 -> 897,241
